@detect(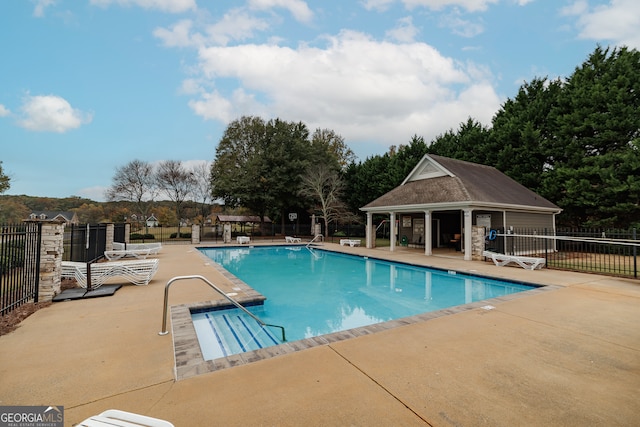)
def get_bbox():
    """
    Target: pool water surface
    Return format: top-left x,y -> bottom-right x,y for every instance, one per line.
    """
194,246 -> 535,360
